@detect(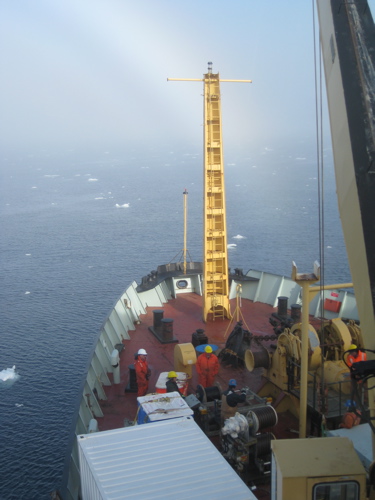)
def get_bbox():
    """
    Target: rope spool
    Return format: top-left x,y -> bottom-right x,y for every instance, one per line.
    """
255,432 -> 274,457
196,384 -> 222,403
247,406 -> 278,435
245,349 -> 271,372
290,323 -> 321,370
